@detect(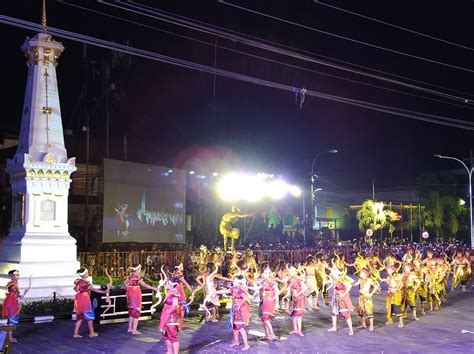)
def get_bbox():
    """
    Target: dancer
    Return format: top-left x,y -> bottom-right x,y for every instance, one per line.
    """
426,263 -> 441,311
353,268 -> 379,331
2,270 -> 28,343
384,266 -> 404,327
125,264 -> 158,334
276,259 -> 290,312
73,268 -> 111,338
195,262 -> 220,322
287,266 -> 307,336
259,268 -> 279,340
217,275 -> 251,351
413,256 -> 428,315
171,263 -> 192,304
346,251 -> 370,276
315,253 -> 330,305
303,255 -> 319,310
159,277 -> 183,354
401,263 -> 421,322
451,249 -> 470,292
327,267 -> 354,335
